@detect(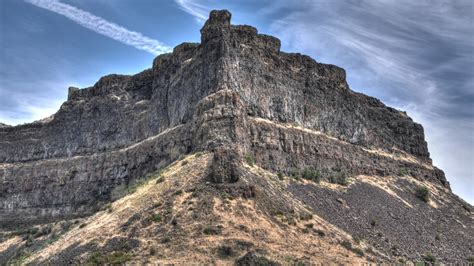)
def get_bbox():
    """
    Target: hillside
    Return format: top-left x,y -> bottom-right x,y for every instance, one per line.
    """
0,10 -> 472,264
